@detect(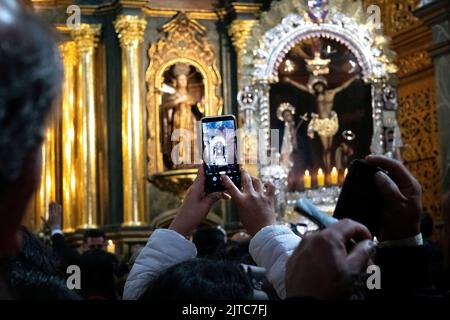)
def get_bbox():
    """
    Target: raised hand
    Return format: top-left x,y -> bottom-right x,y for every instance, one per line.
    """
286,219 -> 375,300
169,166 -> 229,237
221,170 -> 277,236
365,155 -> 422,241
